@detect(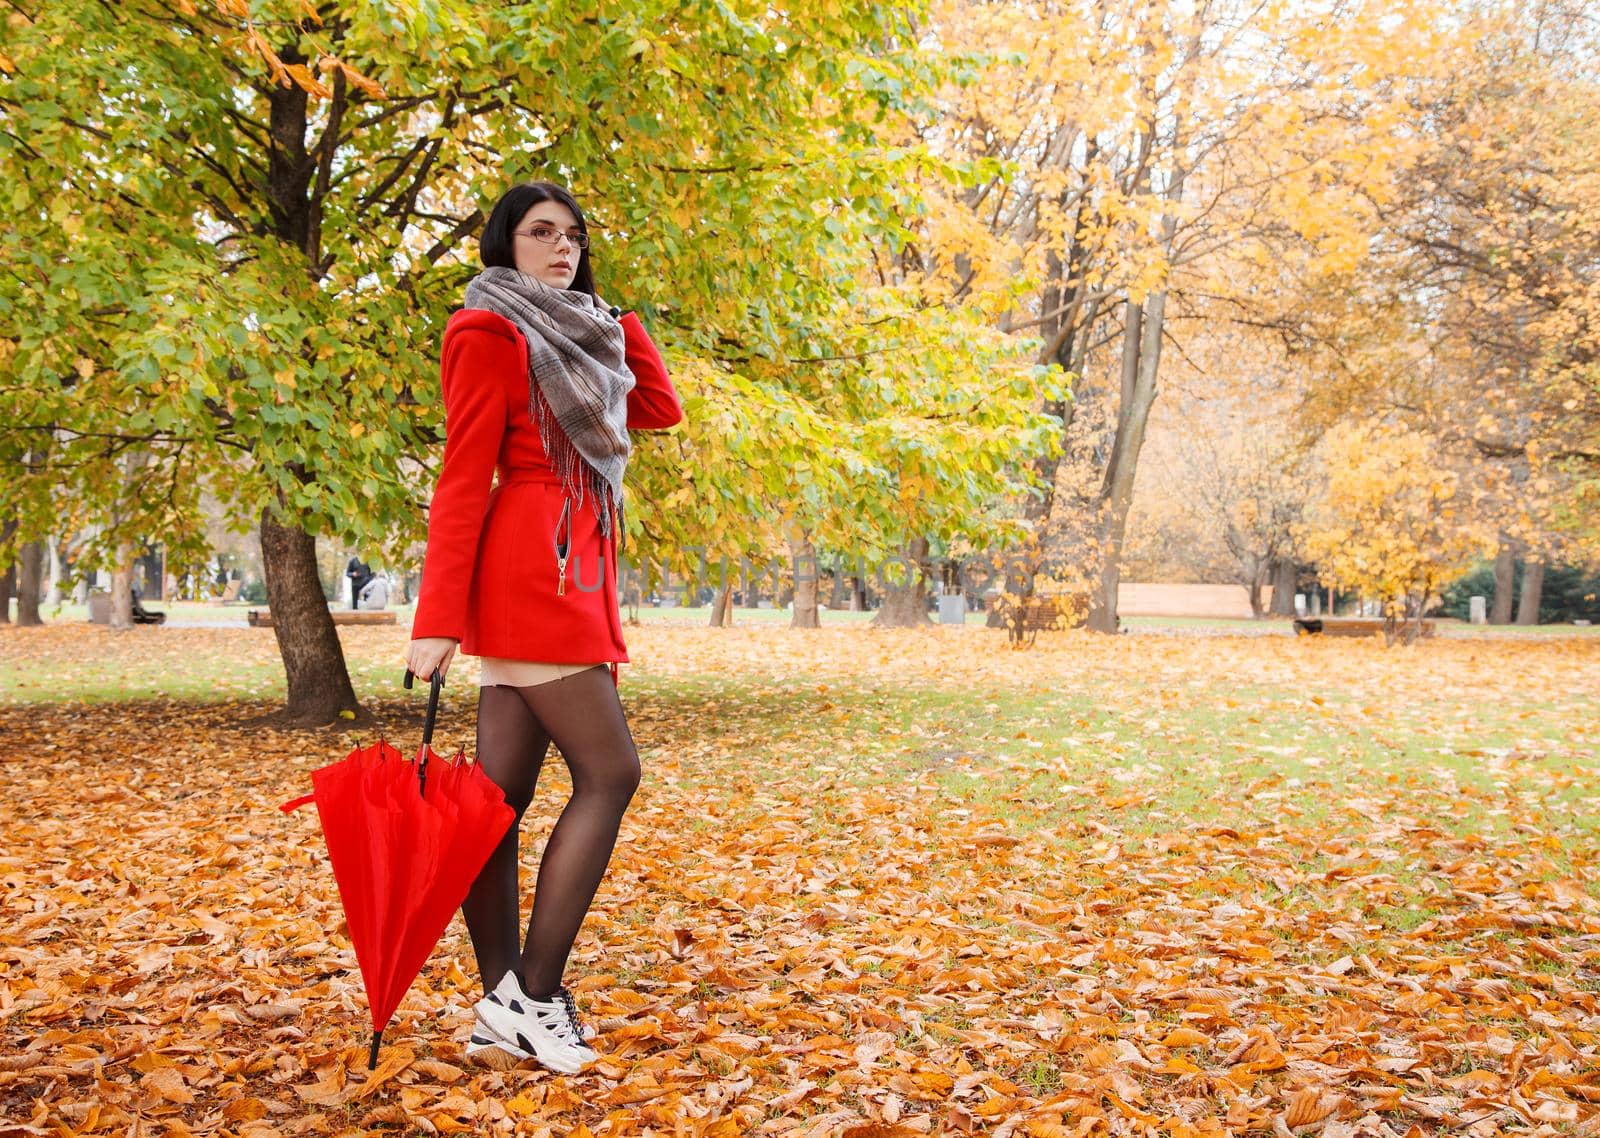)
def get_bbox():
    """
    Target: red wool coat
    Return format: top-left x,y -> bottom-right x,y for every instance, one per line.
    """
410,307 -> 683,673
